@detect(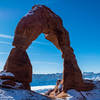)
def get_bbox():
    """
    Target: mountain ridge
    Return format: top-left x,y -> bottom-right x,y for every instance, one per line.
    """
31,72 -> 100,86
